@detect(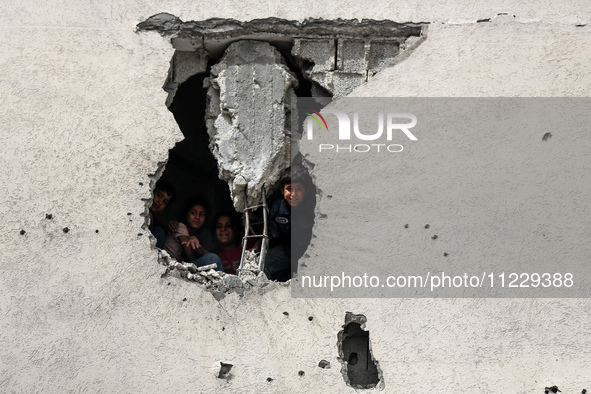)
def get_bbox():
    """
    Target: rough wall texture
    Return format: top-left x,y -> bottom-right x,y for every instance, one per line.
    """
206,40 -> 296,211
1,1 -> 591,393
